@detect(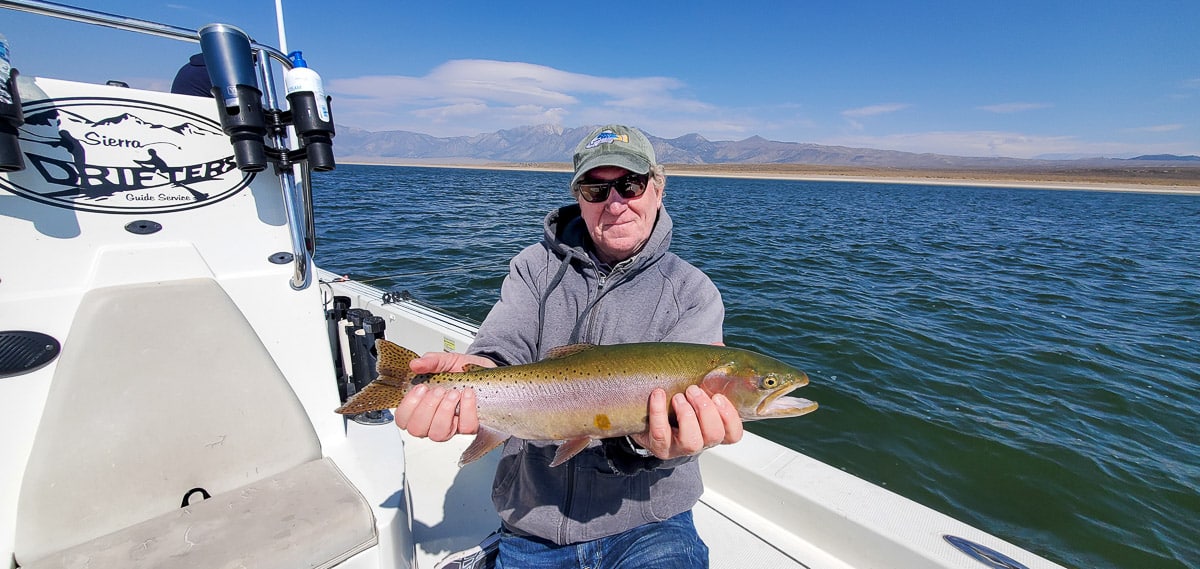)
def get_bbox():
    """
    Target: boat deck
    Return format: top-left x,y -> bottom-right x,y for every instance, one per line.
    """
400,432 -> 813,569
